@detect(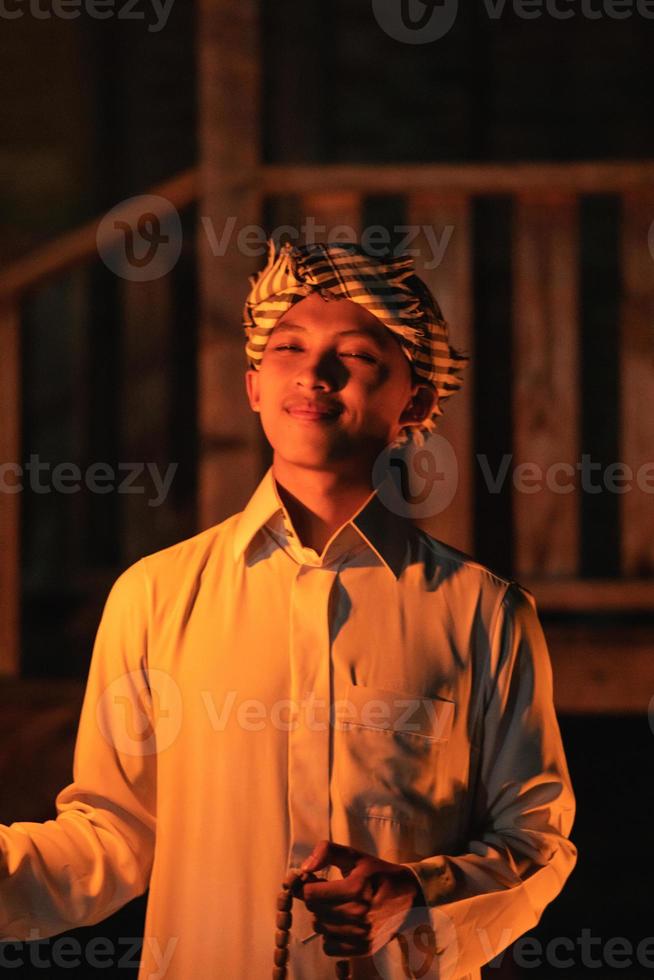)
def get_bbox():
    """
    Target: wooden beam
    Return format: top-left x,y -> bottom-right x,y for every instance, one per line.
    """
0,169 -> 198,302
197,0 -> 262,529
0,302 -> 20,676
513,193 -> 580,577
298,191 -> 362,242
547,623 -> 654,713
3,161 -> 654,303
407,193 -> 474,555
4,161 -> 654,302
260,161 -> 654,197
522,577 -> 654,612
619,192 -> 654,577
